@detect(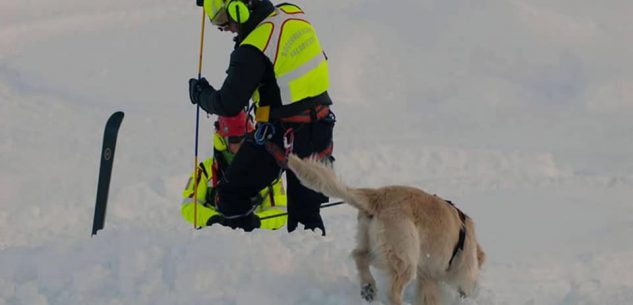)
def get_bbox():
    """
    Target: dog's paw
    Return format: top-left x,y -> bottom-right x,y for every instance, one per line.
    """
361,283 -> 376,302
